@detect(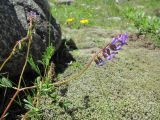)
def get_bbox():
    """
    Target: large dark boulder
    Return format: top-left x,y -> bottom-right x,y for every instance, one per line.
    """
0,0 -> 61,77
